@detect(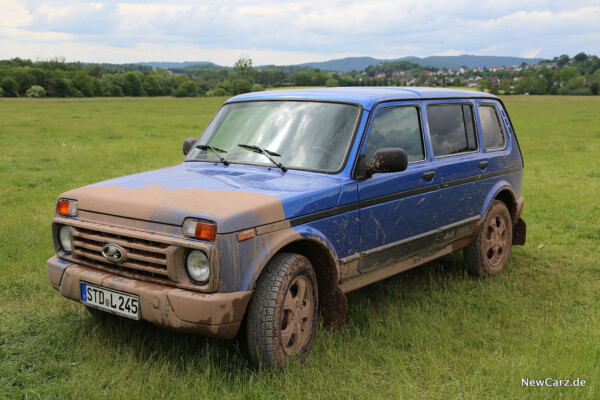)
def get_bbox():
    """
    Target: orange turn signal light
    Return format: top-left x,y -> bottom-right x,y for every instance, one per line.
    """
57,199 -> 77,216
183,219 -> 217,241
